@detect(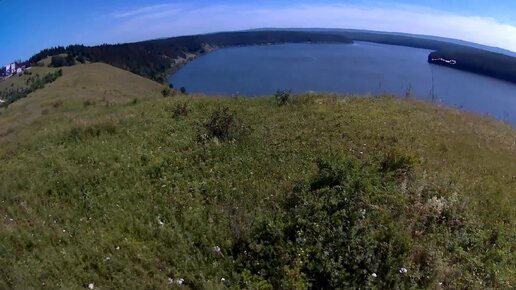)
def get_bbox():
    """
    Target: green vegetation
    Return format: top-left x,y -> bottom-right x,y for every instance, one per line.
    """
0,64 -> 514,289
0,69 -> 63,108
50,54 -> 76,67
